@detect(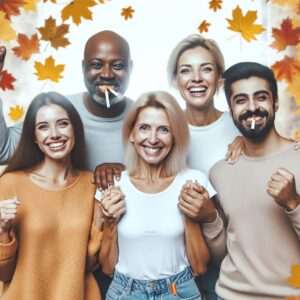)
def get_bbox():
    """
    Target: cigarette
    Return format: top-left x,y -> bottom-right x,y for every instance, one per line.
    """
103,85 -> 110,108
107,87 -> 120,97
251,116 -> 255,130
